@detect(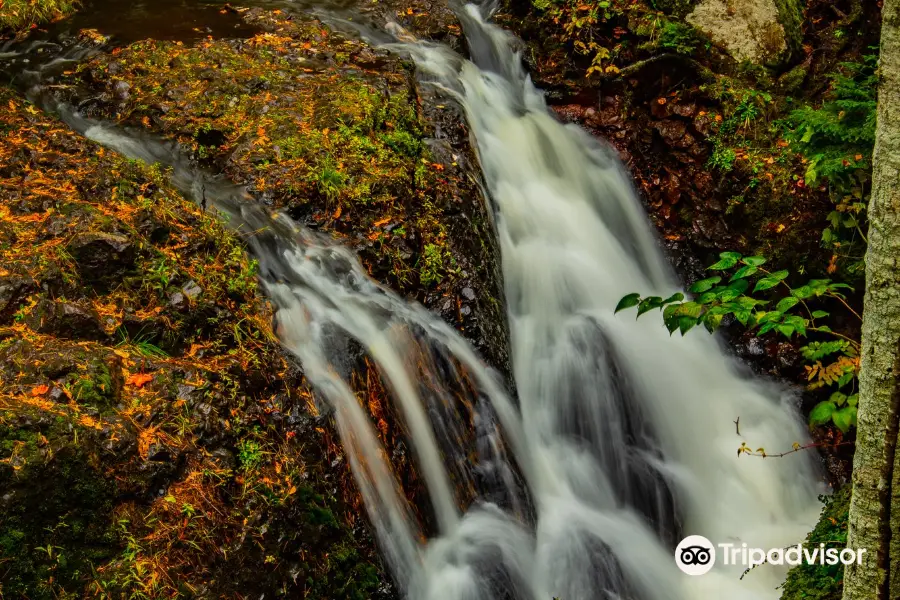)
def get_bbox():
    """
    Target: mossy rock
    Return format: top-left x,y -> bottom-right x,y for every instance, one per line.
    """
773,0 -> 804,62
687,0 -> 803,66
